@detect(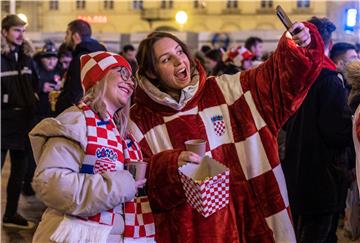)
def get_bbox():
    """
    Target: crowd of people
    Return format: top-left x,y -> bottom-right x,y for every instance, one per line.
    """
1,13 -> 360,243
